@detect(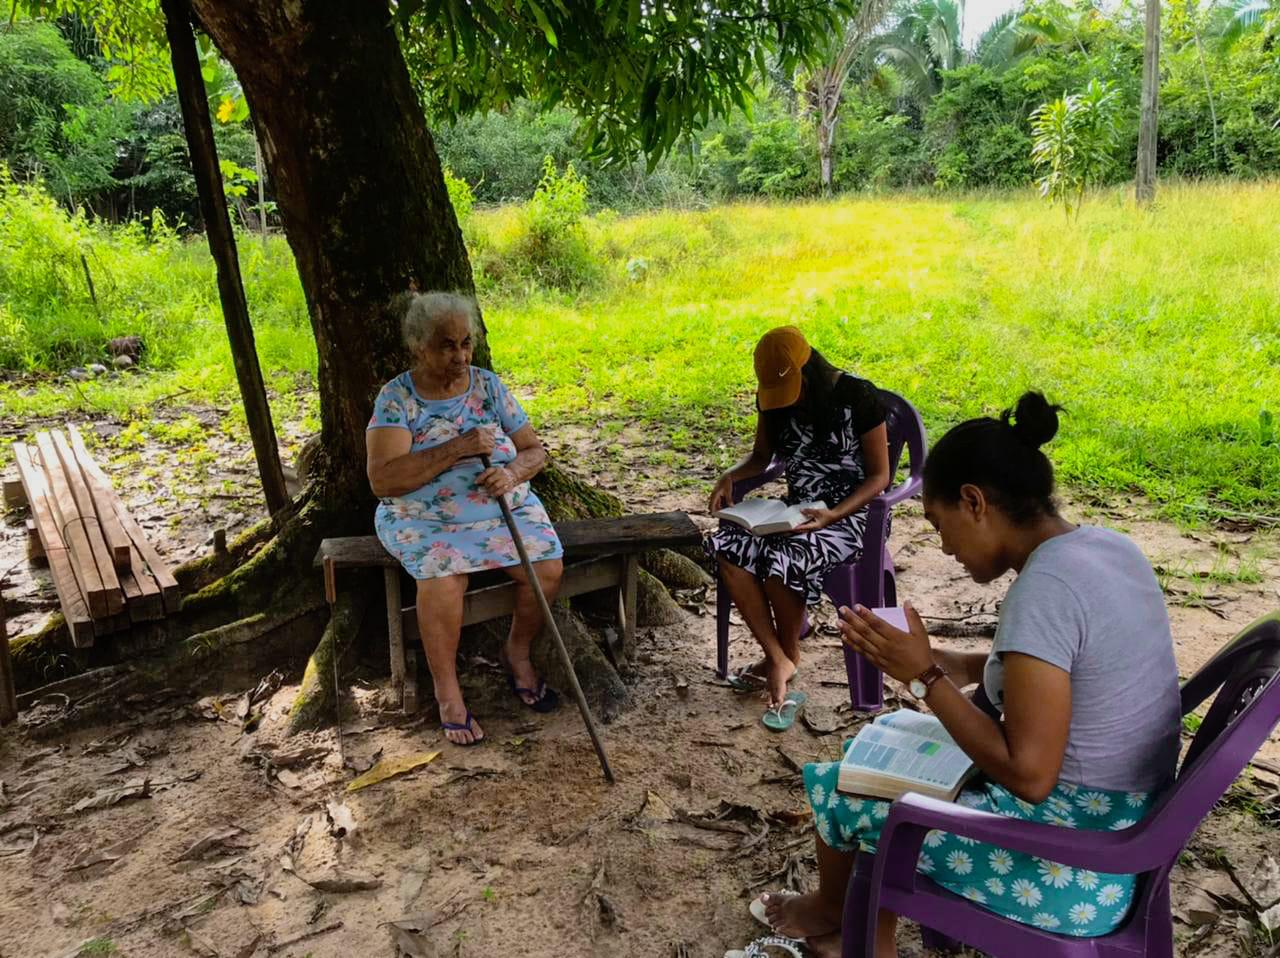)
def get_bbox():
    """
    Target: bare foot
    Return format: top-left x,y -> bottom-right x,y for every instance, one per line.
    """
502,641 -> 548,707
763,891 -> 841,940
805,931 -> 846,958
438,699 -> 484,745
763,655 -> 798,708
